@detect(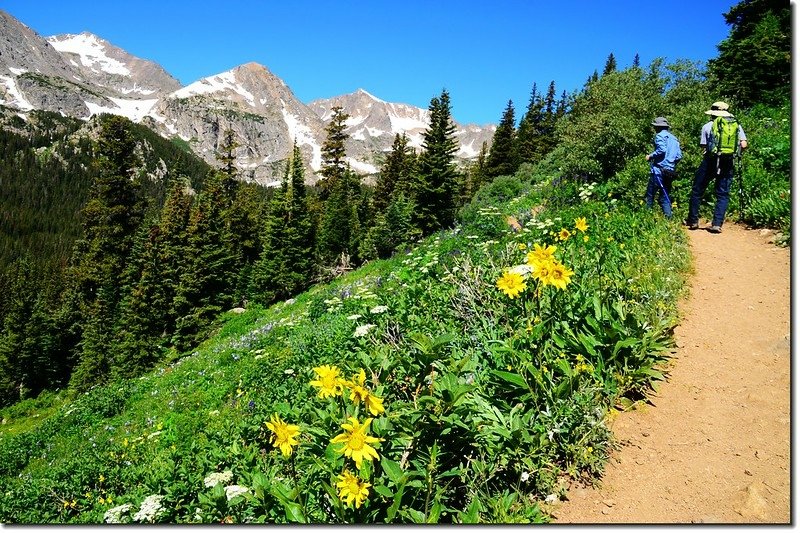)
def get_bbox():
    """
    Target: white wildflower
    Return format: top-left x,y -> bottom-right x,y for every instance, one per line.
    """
203,470 -> 234,488
104,503 -> 133,524
508,264 -> 532,277
354,324 -> 376,338
209,410 -> 220,416
346,314 -> 362,321
520,472 -> 531,483
369,305 -> 388,314
224,485 -> 250,501
132,494 -> 165,523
